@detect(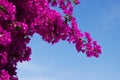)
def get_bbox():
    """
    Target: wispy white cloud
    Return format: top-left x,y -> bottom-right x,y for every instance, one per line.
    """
17,62 -> 45,80
17,62 -> 62,80
19,77 -> 42,80
19,76 -> 60,80
17,62 -> 42,72
17,61 -> 120,80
